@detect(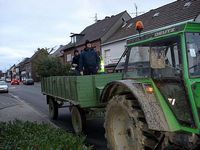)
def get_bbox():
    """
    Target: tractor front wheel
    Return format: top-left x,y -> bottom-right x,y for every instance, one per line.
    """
104,95 -> 163,150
